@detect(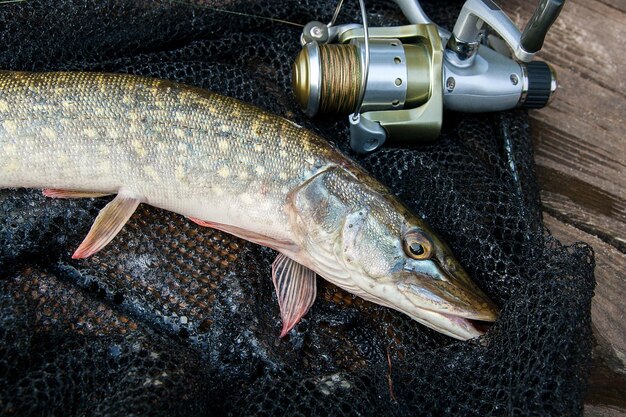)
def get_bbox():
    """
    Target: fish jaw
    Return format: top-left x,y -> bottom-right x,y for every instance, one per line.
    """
307,254 -> 497,340
353,283 -> 493,341
405,306 -> 486,340
397,259 -> 499,322
352,260 -> 498,340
